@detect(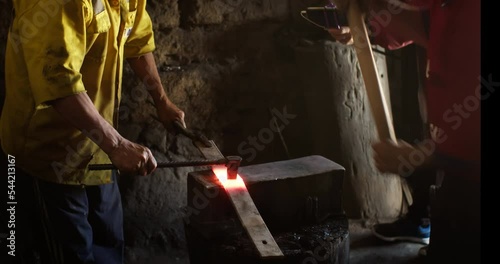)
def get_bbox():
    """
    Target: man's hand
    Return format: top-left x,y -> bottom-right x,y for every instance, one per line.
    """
328,26 -> 354,45
156,99 -> 186,130
107,137 -> 157,176
126,53 -> 187,130
372,139 -> 432,176
51,92 -> 158,176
